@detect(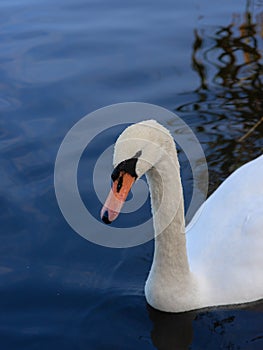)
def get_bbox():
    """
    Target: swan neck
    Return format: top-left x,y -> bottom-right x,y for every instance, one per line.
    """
146,151 -> 190,276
